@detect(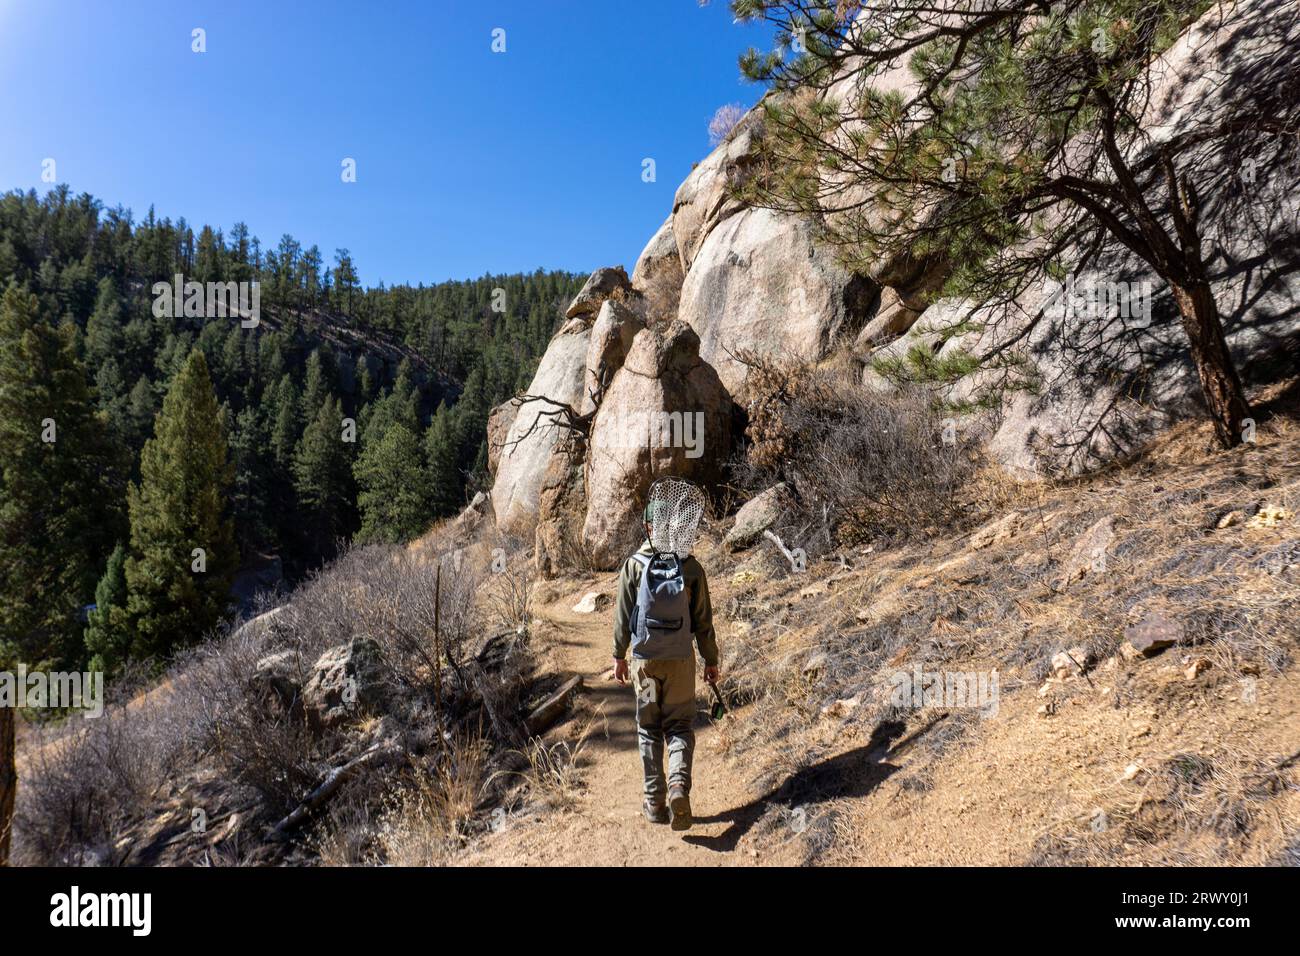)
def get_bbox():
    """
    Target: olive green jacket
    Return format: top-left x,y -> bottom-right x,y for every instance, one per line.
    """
613,541 -> 718,667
